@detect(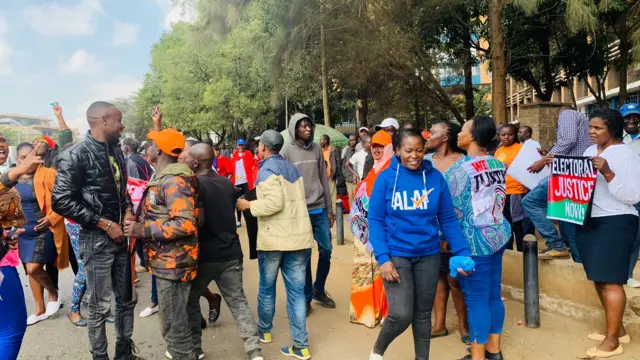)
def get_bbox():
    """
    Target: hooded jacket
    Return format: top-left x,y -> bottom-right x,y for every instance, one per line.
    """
367,156 -> 470,265
231,149 -> 257,189
250,154 -> 313,251
140,162 -> 199,282
280,113 -> 333,214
